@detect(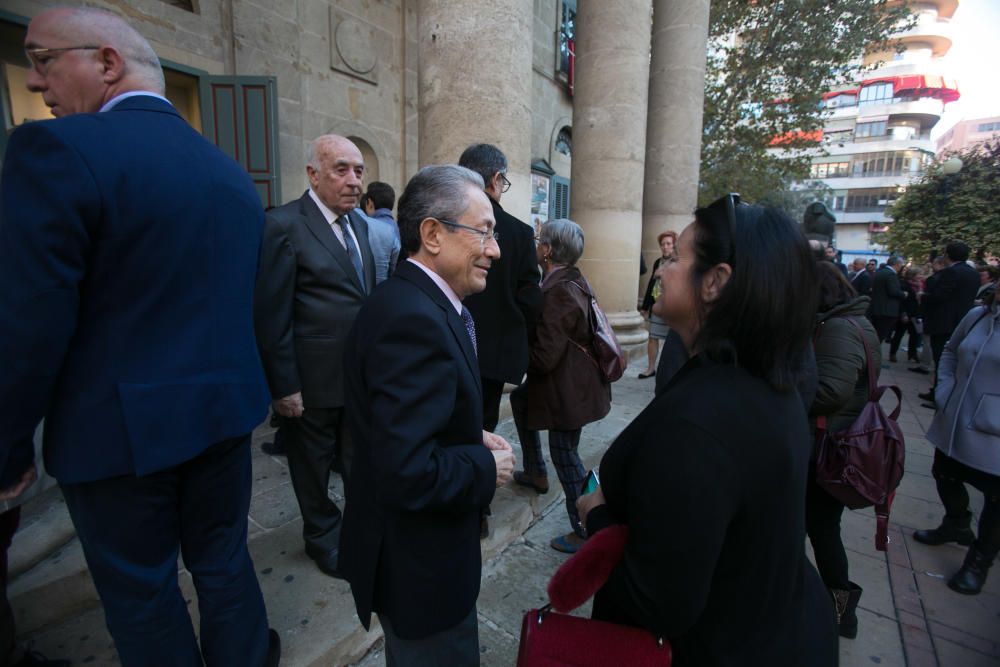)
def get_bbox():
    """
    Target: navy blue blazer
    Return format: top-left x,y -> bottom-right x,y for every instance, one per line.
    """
0,96 -> 270,485
339,260 -> 497,639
